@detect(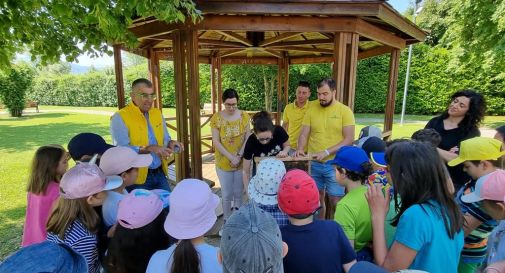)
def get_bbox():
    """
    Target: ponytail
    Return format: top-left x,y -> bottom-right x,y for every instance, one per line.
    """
170,239 -> 200,273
